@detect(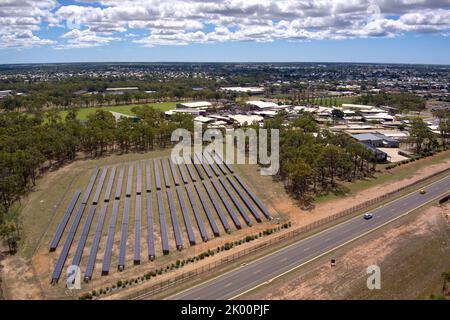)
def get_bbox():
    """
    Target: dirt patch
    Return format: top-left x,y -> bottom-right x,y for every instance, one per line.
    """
1,256 -> 43,300
249,204 -> 450,300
